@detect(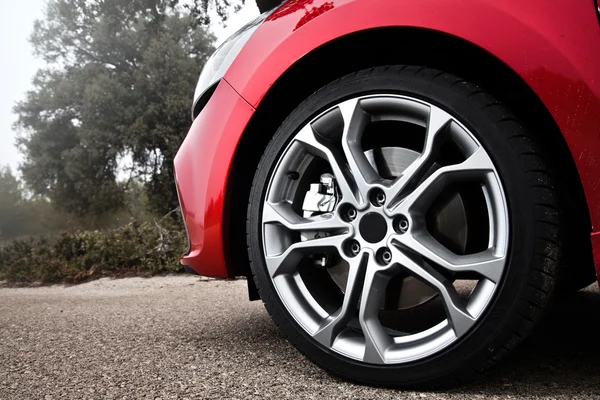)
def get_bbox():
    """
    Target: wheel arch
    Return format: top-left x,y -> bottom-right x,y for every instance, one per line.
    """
227,26 -> 594,290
